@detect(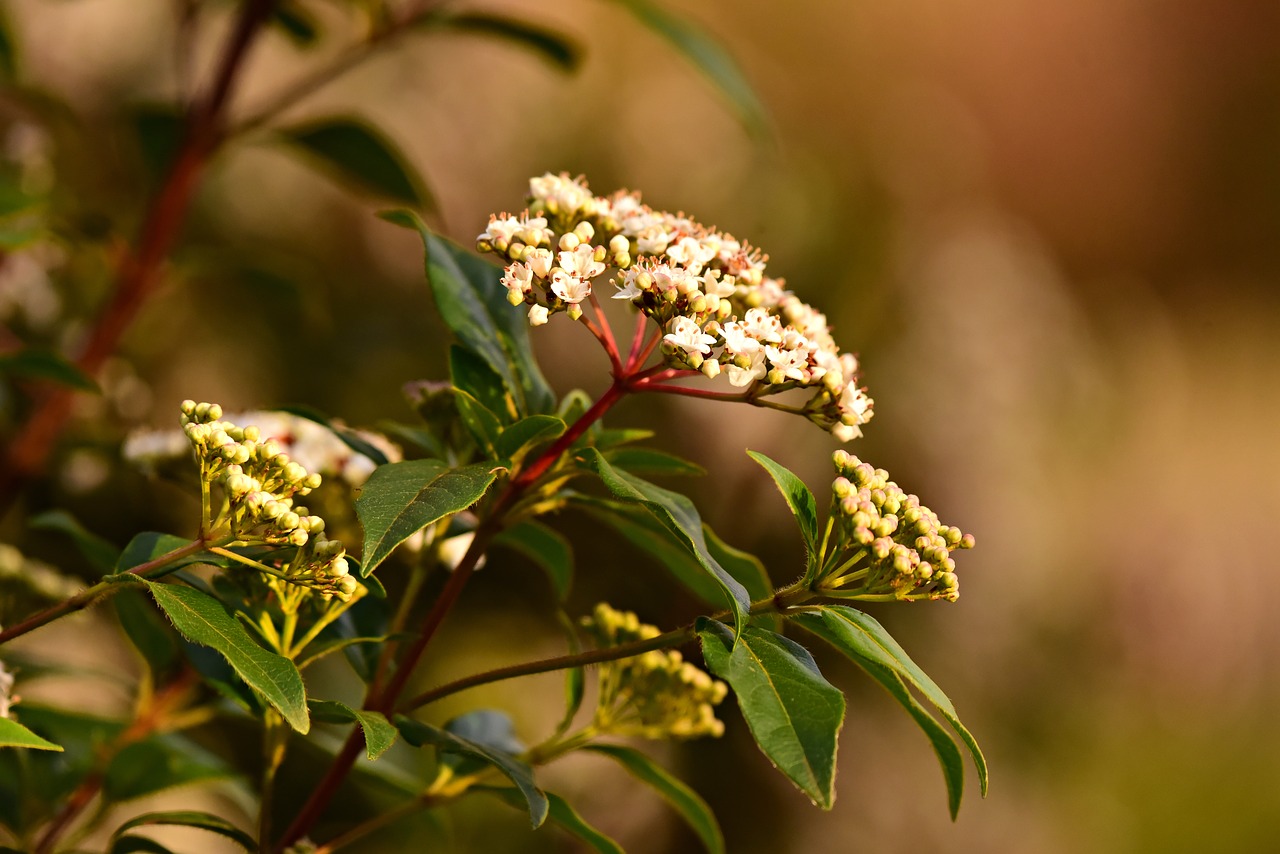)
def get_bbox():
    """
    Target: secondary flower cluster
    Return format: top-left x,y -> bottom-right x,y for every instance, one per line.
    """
821,450 -> 974,602
477,173 -> 874,441
582,603 -> 727,740
181,401 -> 358,601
